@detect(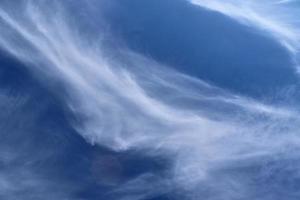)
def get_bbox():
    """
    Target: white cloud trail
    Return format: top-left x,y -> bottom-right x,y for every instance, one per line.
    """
0,0 -> 300,199
189,0 -> 300,59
